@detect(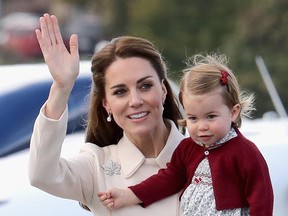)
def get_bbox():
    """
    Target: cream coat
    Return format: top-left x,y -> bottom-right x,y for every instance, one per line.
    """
29,104 -> 185,216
